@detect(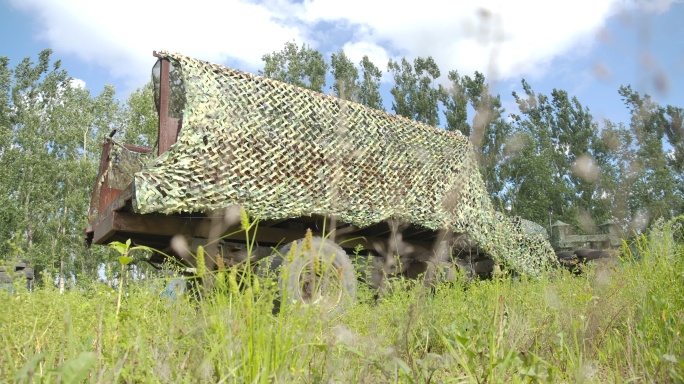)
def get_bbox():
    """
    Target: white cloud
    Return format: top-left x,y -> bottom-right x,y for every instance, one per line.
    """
301,0 -> 625,81
70,78 -> 86,89
10,0 -> 305,92
9,0 -> 677,94
341,41 -> 389,67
